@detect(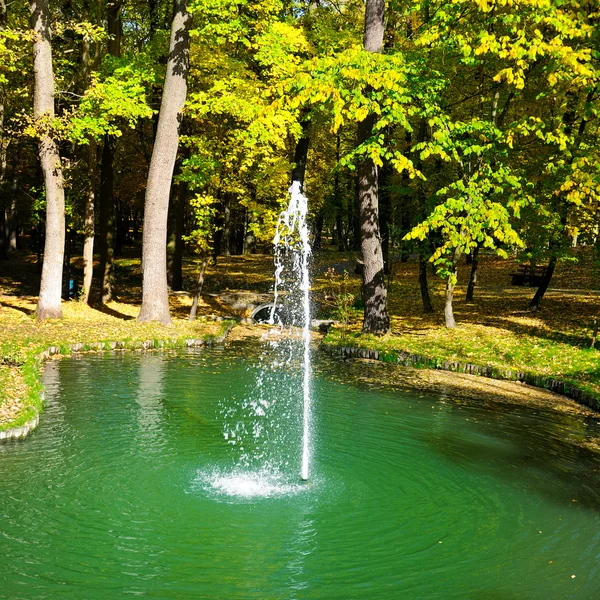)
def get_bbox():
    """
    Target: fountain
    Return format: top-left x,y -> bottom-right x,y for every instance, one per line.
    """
270,181 -> 312,481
